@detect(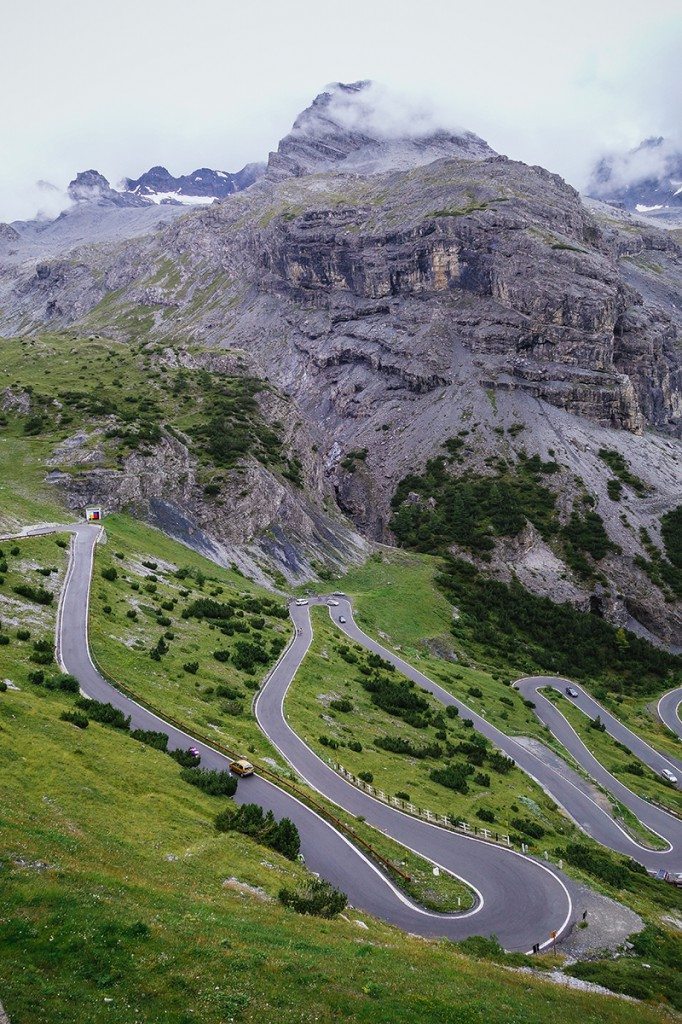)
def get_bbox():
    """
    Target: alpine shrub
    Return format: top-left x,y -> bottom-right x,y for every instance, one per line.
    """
60,710 -> 89,729
14,584 -> 53,605
180,768 -> 237,796
168,748 -> 201,768
279,878 -> 347,918
75,698 -> 130,730
130,728 -> 169,751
